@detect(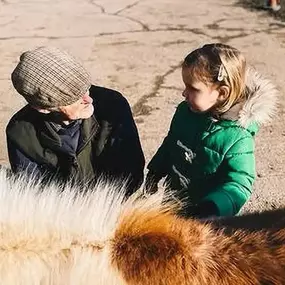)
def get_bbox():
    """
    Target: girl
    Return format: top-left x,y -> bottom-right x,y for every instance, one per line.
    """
145,43 -> 278,218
